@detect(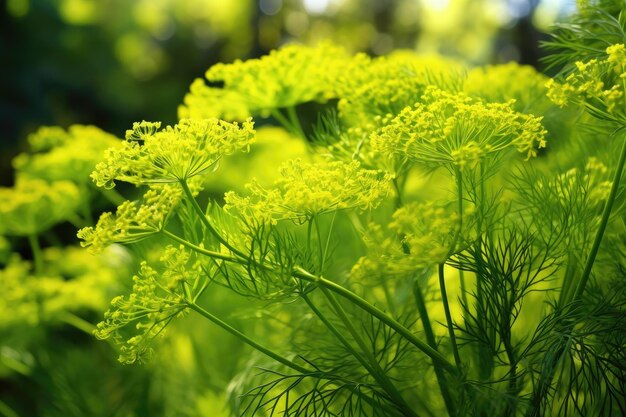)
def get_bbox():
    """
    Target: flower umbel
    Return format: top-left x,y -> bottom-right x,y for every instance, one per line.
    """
77,185 -> 182,252
546,44 -> 626,123
372,87 -> 547,171
12,125 -> 121,183
94,246 -> 198,364
92,118 -> 255,188
205,42 -> 350,116
0,177 -> 81,236
225,159 -> 392,224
